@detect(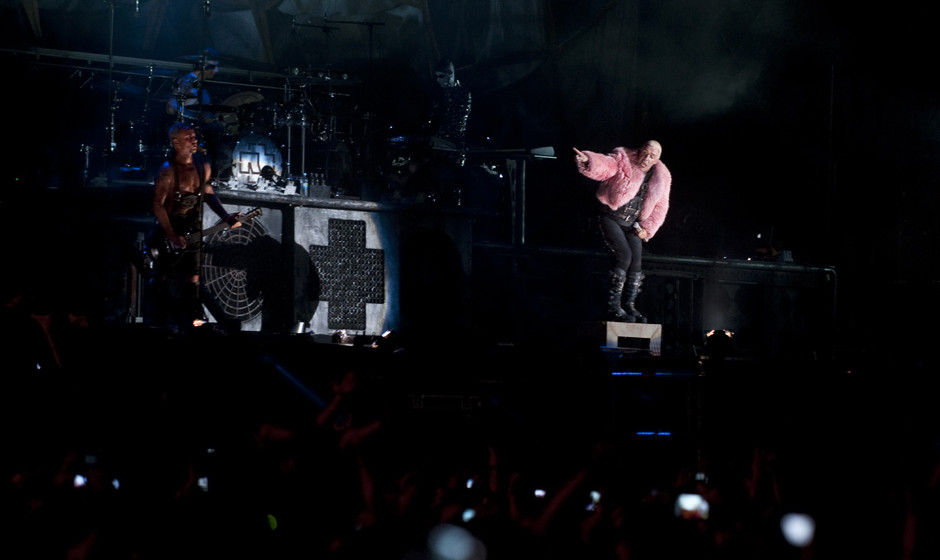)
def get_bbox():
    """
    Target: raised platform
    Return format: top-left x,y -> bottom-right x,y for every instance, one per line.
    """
605,321 -> 663,355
